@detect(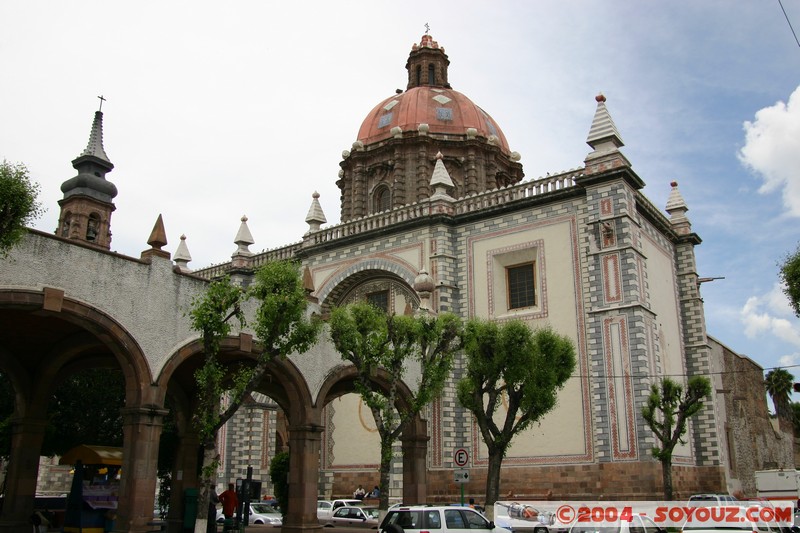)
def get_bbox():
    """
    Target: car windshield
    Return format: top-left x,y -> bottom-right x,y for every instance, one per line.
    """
252,504 -> 277,514
364,508 -> 380,519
